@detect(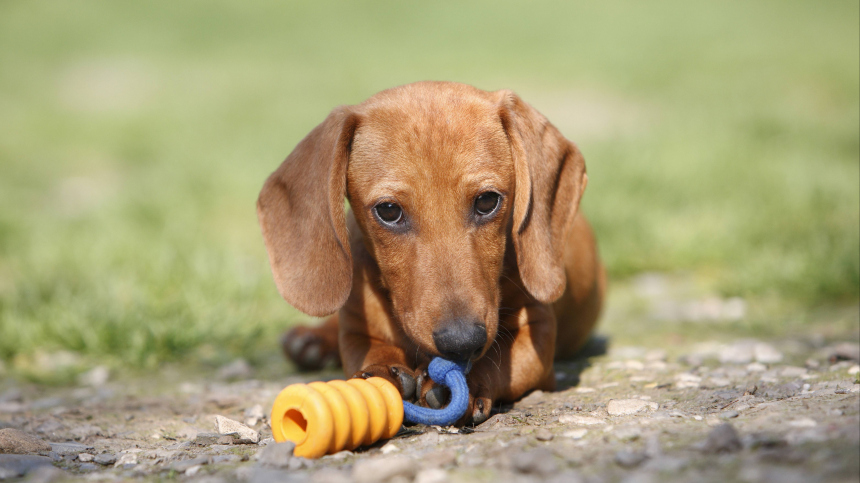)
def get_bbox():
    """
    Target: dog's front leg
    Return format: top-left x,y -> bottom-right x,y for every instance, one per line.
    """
419,304 -> 557,425
339,326 -> 424,402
